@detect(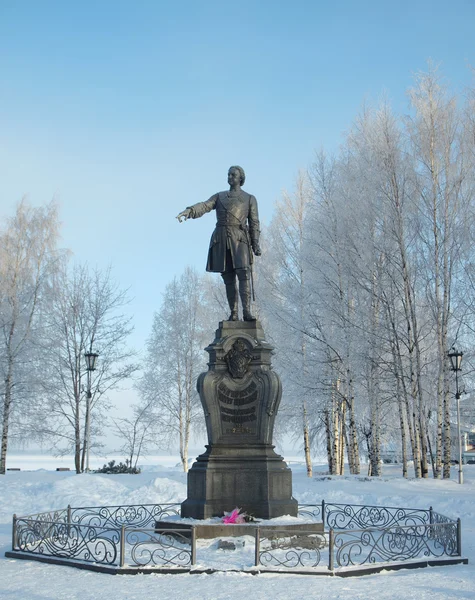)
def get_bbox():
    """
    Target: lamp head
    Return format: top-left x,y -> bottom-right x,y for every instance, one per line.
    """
85,352 -> 99,371
448,347 -> 463,372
